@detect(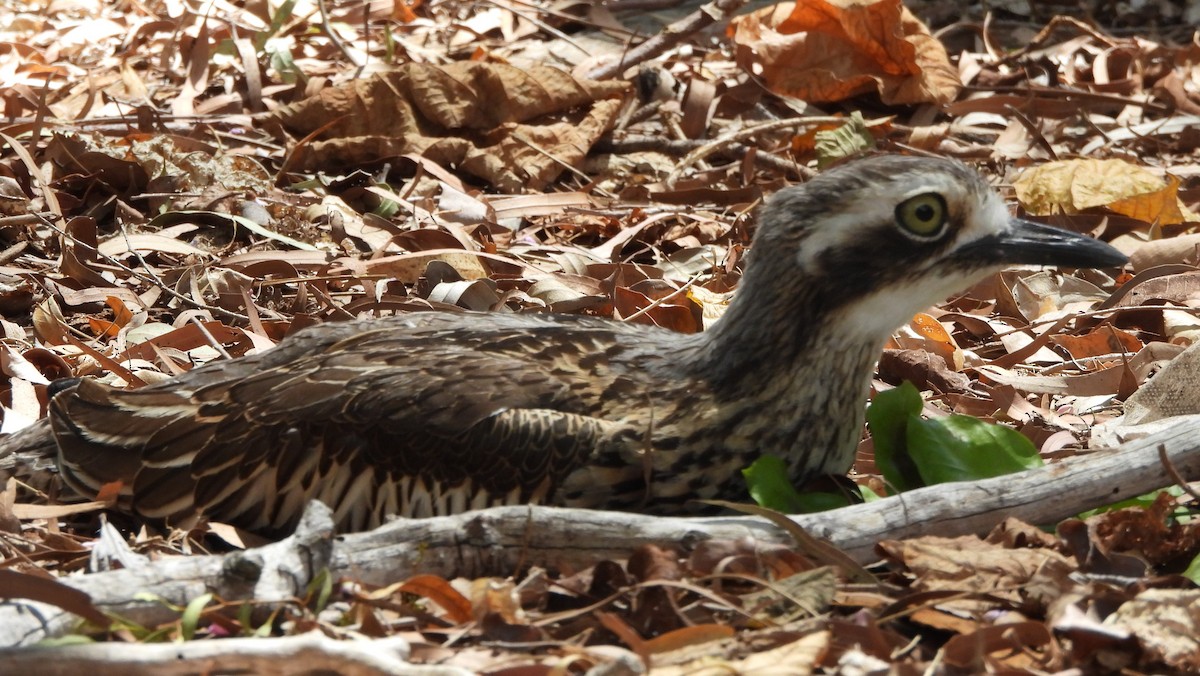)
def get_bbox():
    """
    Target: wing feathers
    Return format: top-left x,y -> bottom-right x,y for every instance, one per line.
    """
47,313 -> 678,533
